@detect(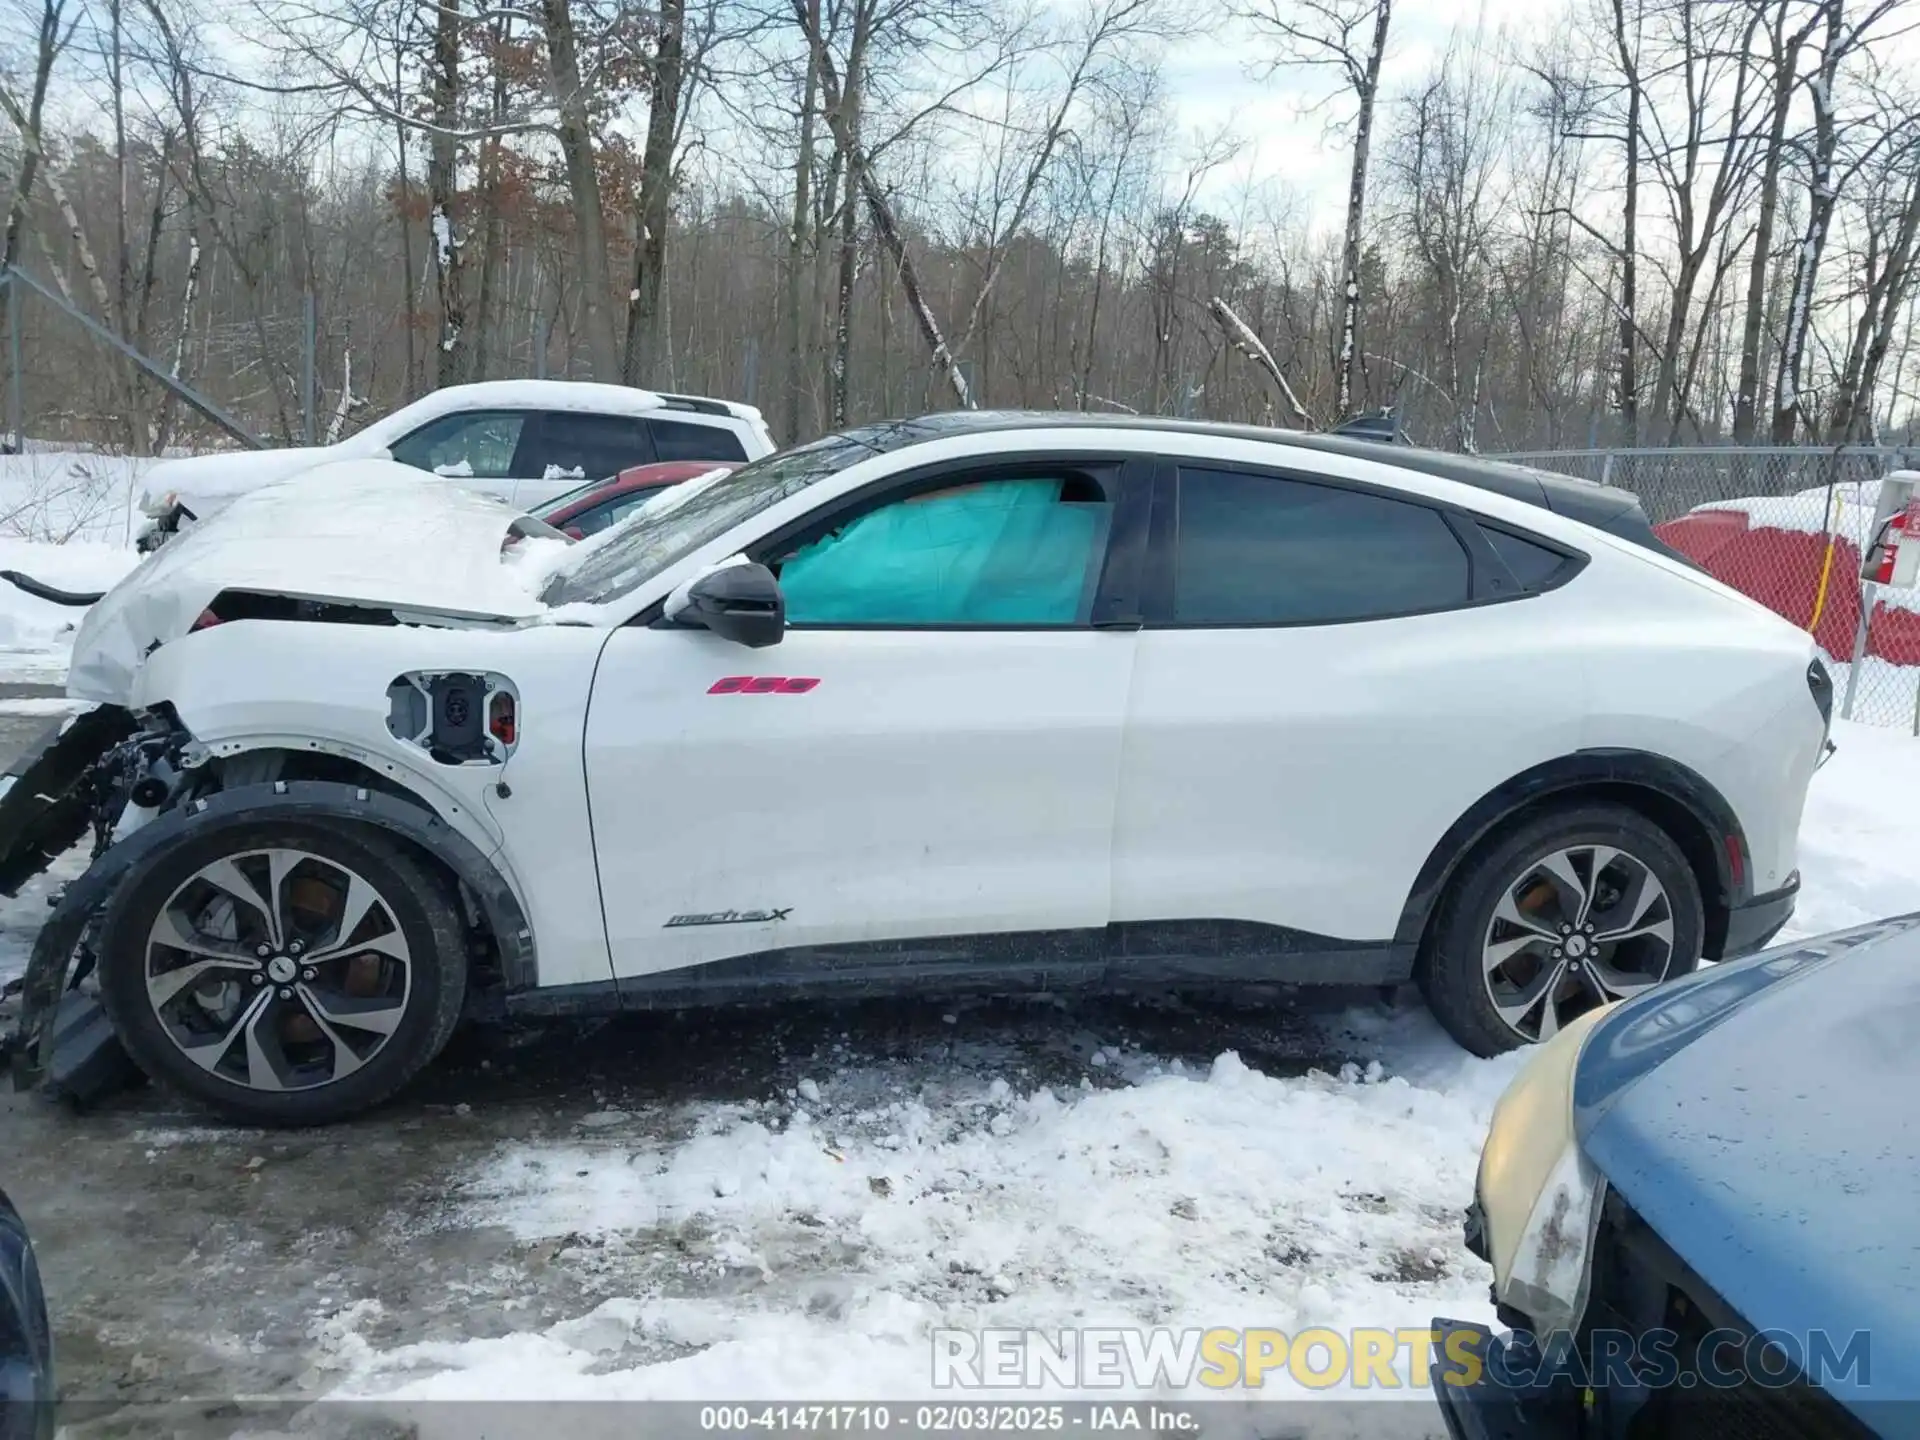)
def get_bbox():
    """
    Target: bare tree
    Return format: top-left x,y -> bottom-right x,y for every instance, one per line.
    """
539,0 -> 619,377
622,0 -> 688,387
1771,0 -> 1905,441
1733,0 -> 1822,441
1827,99 -> 1920,440
1389,37 -> 1507,449
428,0 -> 467,385
1240,0 -> 1390,417
0,0 -> 76,349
